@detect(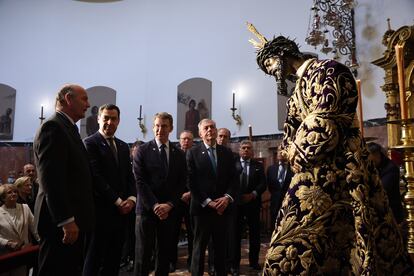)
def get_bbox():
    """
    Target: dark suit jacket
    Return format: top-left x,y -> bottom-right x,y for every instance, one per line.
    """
83,132 -> 136,216
33,112 -> 95,233
235,158 -> 266,206
379,158 -> 404,223
187,143 -> 239,215
266,163 -> 293,214
133,139 -> 186,215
